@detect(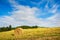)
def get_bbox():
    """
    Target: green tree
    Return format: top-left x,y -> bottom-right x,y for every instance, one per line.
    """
8,25 -> 12,30
32,25 -> 38,28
